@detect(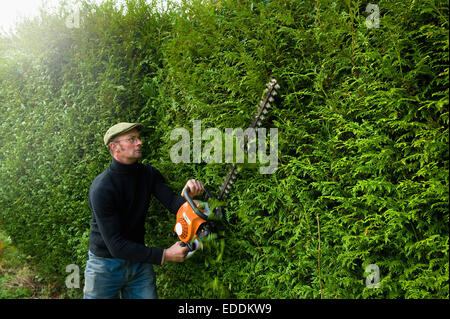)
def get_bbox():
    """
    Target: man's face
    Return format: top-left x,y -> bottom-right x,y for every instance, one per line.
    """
110,128 -> 143,164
